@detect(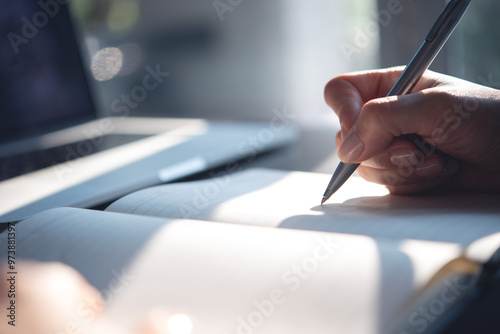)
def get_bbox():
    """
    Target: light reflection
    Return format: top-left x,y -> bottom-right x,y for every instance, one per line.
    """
143,308 -> 194,334
167,314 -> 193,334
91,47 -> 123,81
